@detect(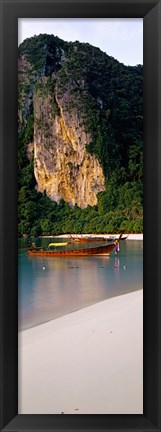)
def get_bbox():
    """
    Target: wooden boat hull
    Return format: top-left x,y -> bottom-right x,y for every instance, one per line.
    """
70,237 -> 108,243
28,243 -> 115,257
